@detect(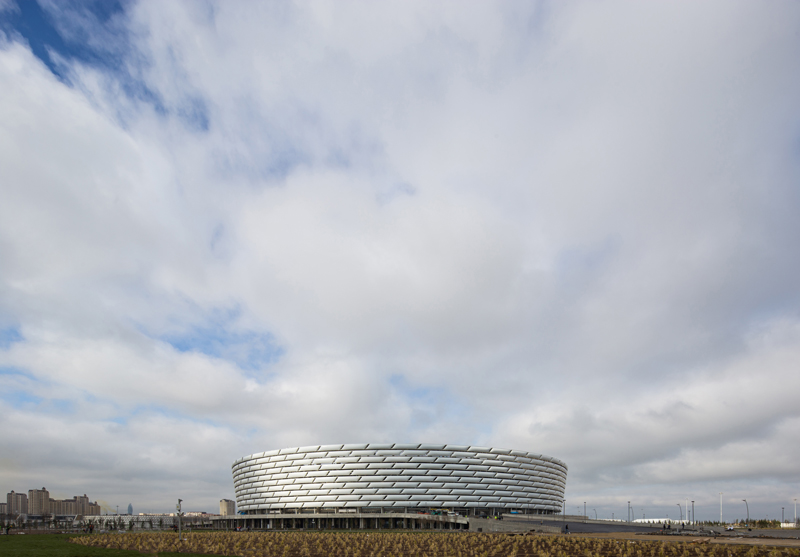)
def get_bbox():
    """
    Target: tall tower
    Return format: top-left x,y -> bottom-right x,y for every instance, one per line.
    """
75,494 -> 89,516
220,499 -> 235,516
28,488 -> 50,515
7,491 -> 28,515
127,503 -> 133,515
